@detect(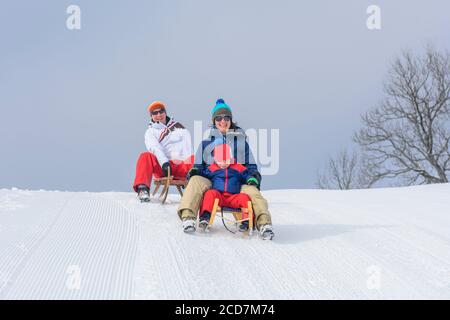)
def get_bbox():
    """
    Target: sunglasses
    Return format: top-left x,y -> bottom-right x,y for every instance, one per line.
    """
214,115 -> 231,122
151,109 -> 166,116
